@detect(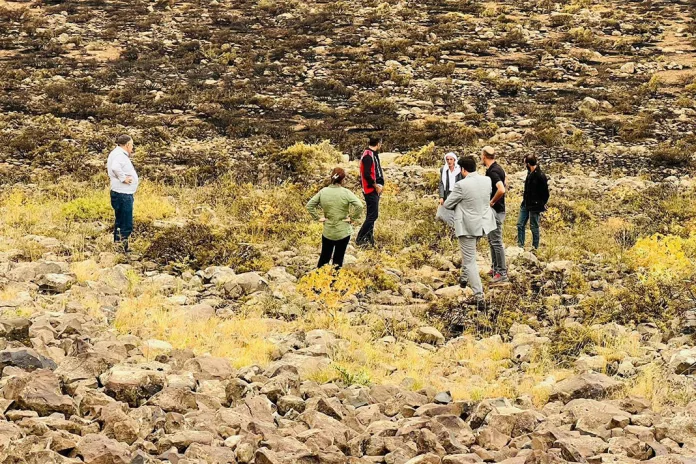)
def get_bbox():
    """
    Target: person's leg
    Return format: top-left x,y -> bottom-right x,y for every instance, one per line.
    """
111,191 -> 123,242
369,194 -> 380,246
530,212 -> 541,249
118,194 -> 134,252
487,212 -> 506,276
357,193 -> 378,246
318,236 -> 335,268
459,236 -> 483,297
517,205 -> 529,248
332,236 -> 351,269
